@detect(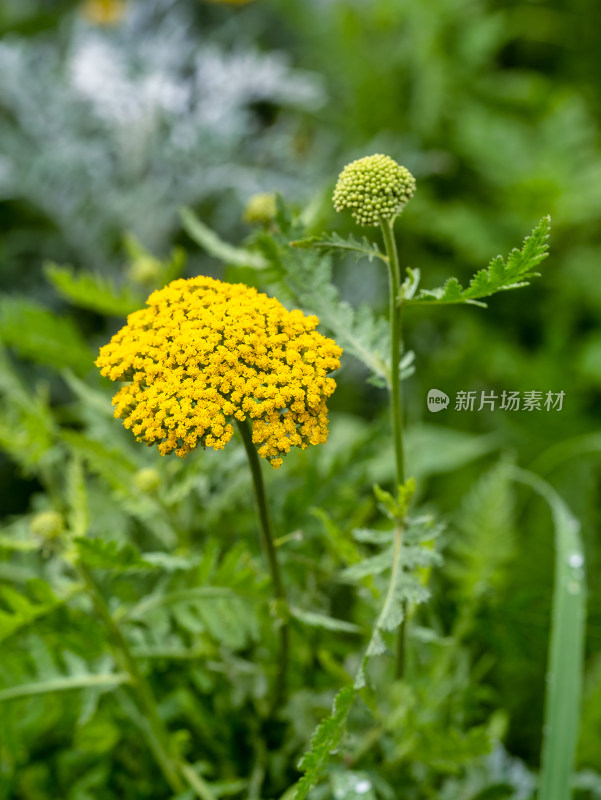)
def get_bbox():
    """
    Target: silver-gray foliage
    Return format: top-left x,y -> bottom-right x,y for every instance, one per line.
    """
0,0 -> 325,267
